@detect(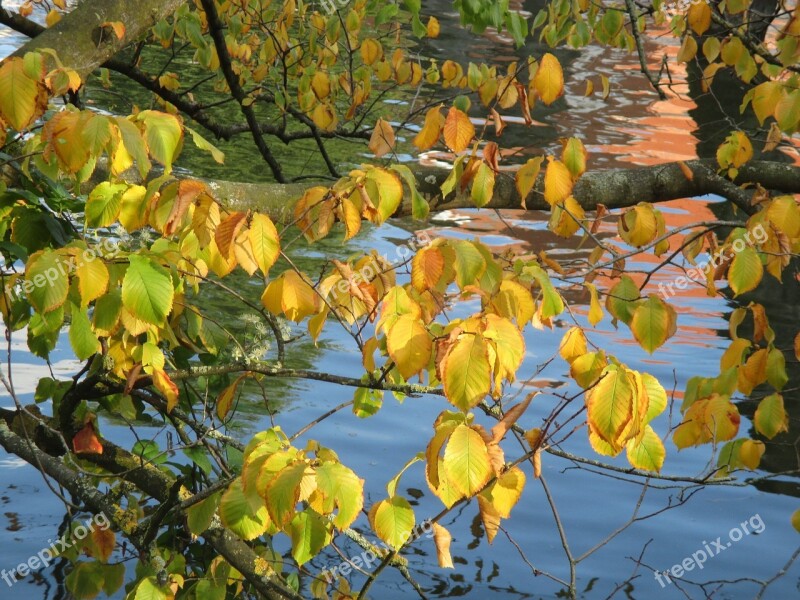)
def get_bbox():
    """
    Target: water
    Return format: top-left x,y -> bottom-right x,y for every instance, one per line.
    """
0,1 -> 798,598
